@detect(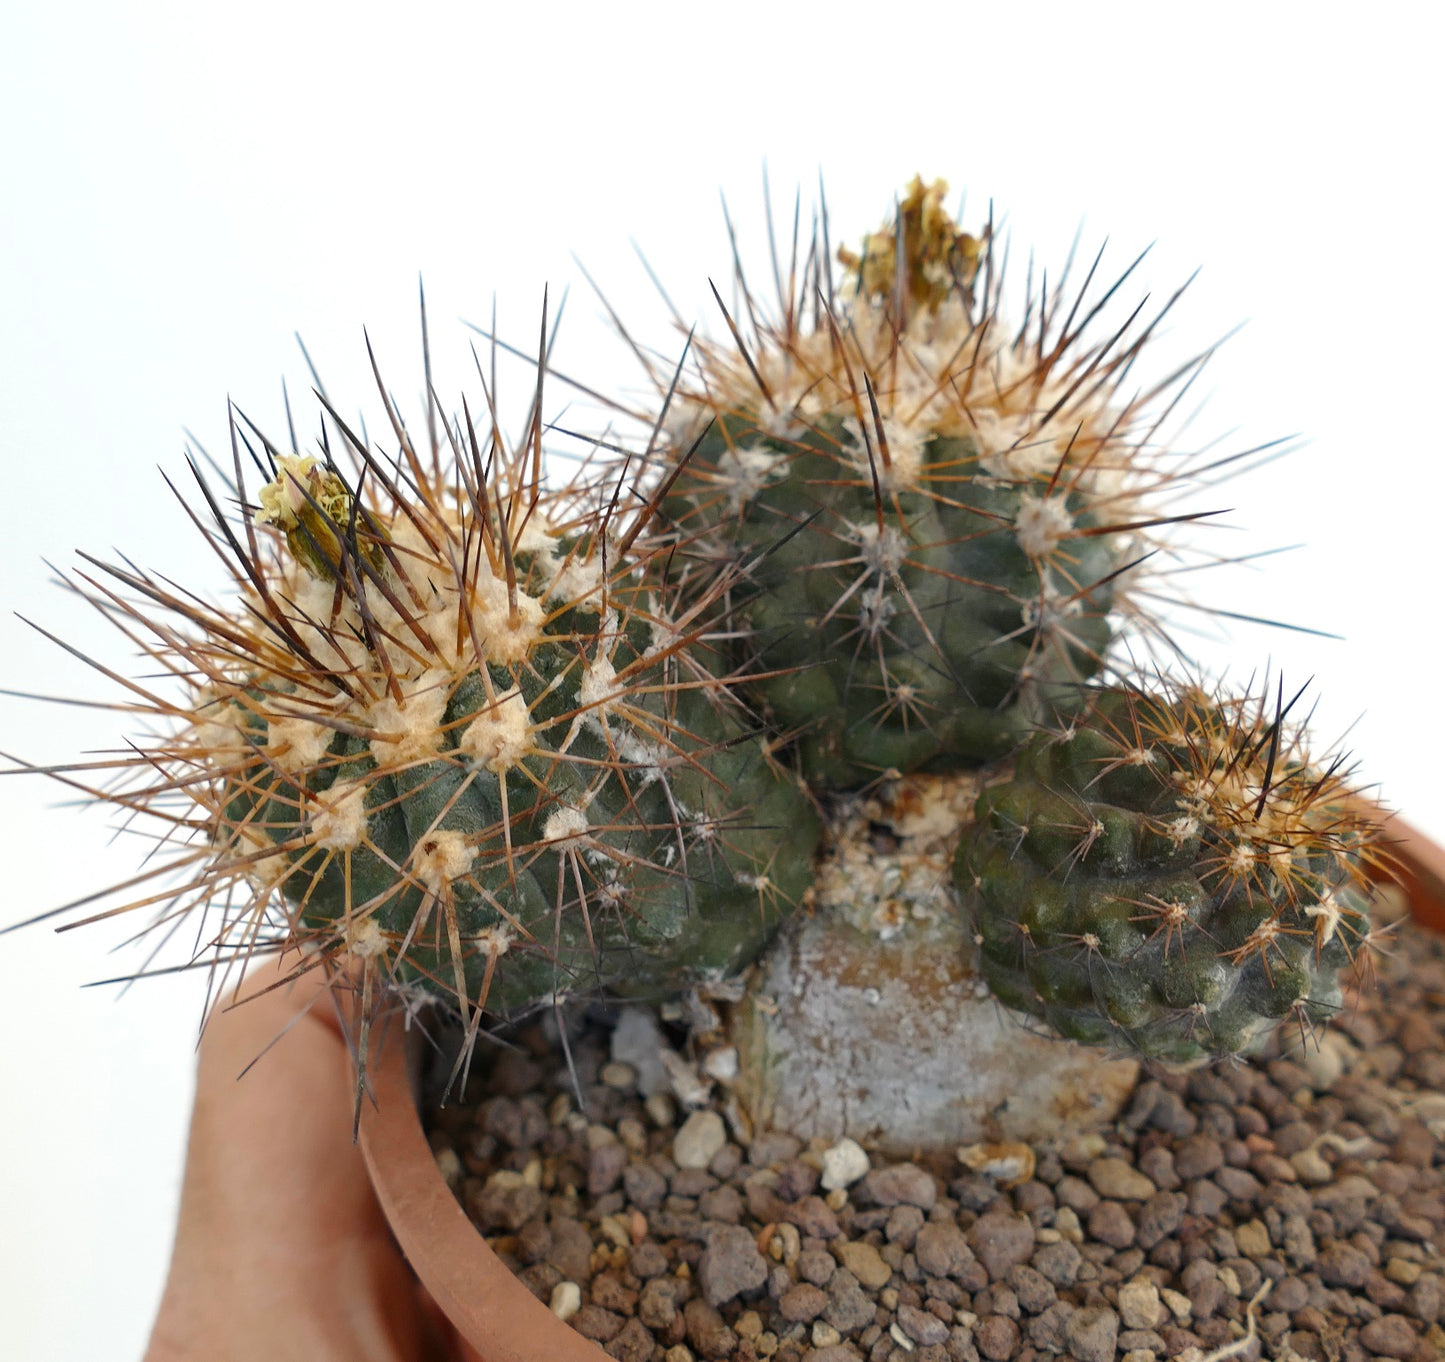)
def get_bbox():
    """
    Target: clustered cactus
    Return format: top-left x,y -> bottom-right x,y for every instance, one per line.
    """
957,678 -> 1379,1062
656,177 -> 1191,788
16,177 -> 1390,1078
